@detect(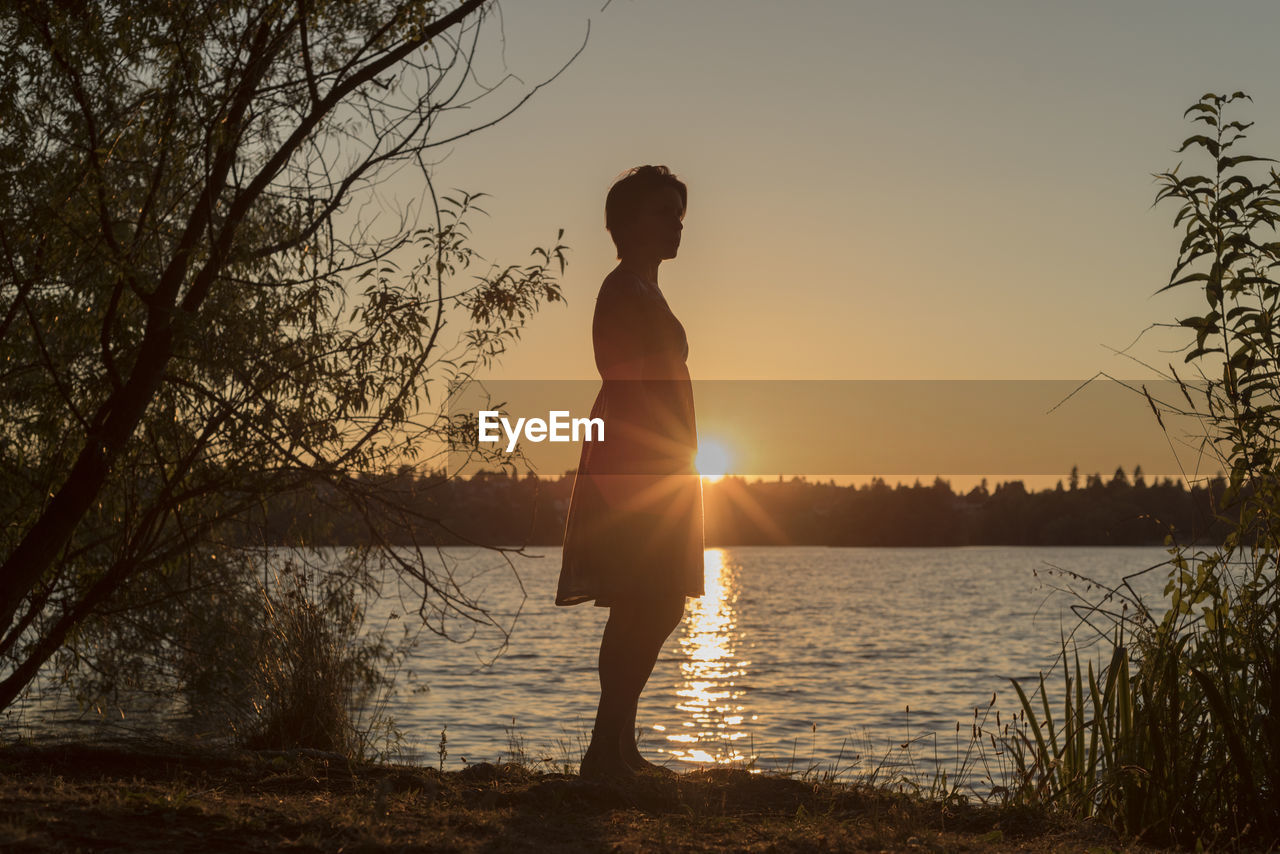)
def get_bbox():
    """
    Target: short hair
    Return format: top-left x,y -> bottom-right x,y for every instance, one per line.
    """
605,165 -> 687,253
